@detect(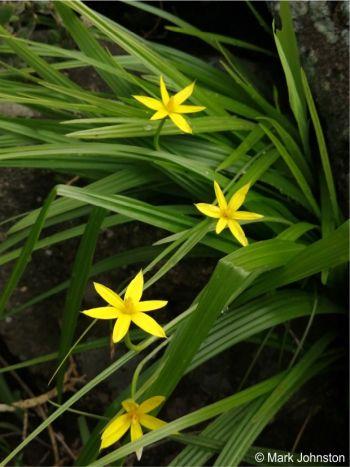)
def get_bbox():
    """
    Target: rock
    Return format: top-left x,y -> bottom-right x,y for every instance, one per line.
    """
270,1 -> 349,211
